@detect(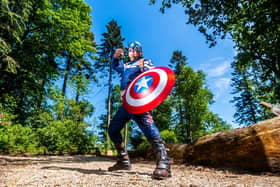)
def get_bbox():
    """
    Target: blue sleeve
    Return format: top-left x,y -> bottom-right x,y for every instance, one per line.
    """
112,58 -> 124,75
143,58 -> 154,71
